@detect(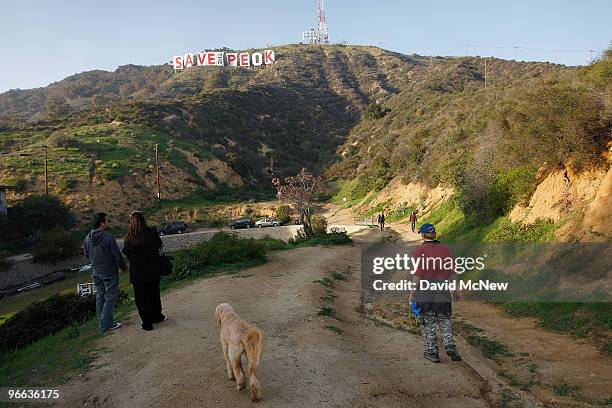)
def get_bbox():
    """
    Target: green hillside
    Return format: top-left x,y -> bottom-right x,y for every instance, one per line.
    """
0,44 -> 609,225
327,50 -> 611,228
